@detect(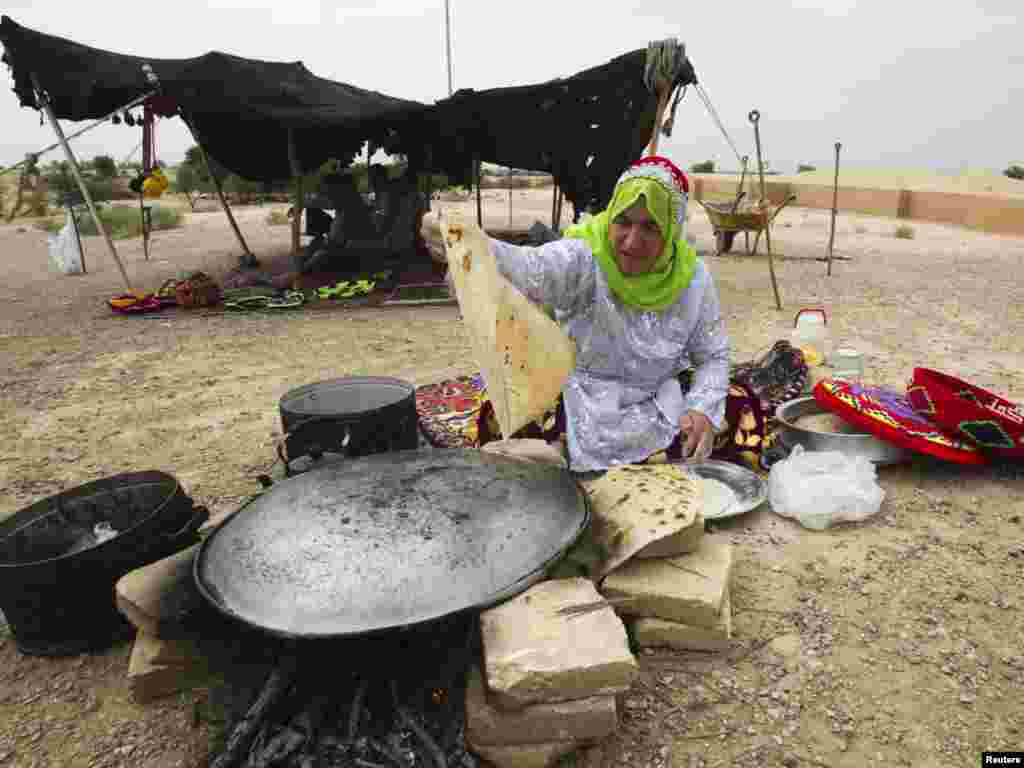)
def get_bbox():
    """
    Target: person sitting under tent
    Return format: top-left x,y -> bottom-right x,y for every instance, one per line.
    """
297,172 -> 378,273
